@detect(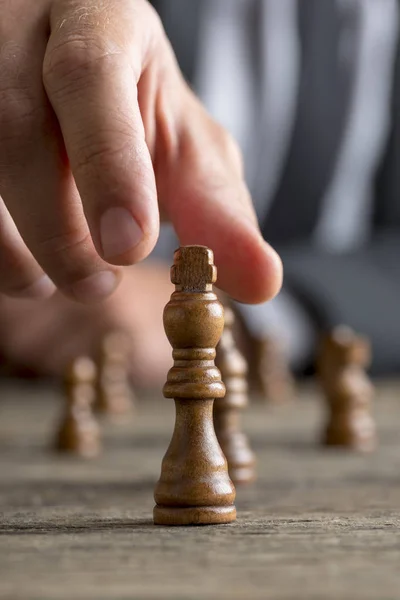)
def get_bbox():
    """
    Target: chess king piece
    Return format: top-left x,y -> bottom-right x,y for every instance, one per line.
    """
55,356 -> 101,458
95,330 -> 134,418
255,335 -> 295,403
214,306 -> 256,484
318,326 -> 377,452
154,246 -> 236,526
